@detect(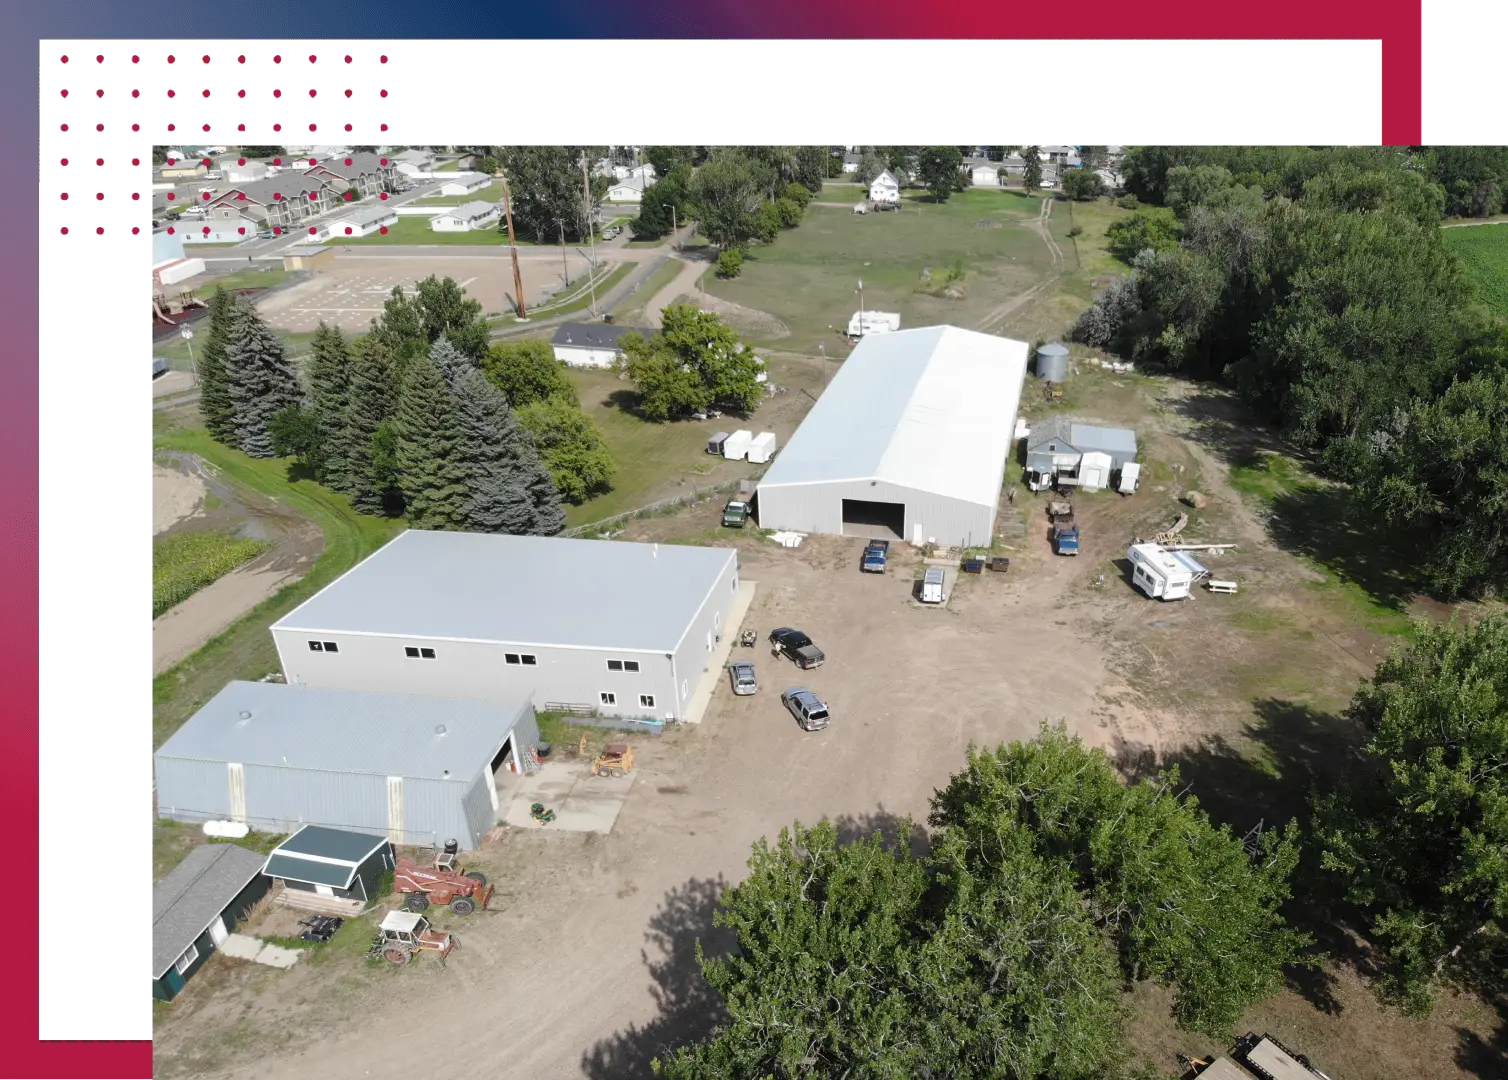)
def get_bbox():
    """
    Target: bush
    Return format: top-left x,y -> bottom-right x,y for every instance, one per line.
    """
1067,225 -> 1084,238
1116,193 -> 1141,210
715,248 -> 745,278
